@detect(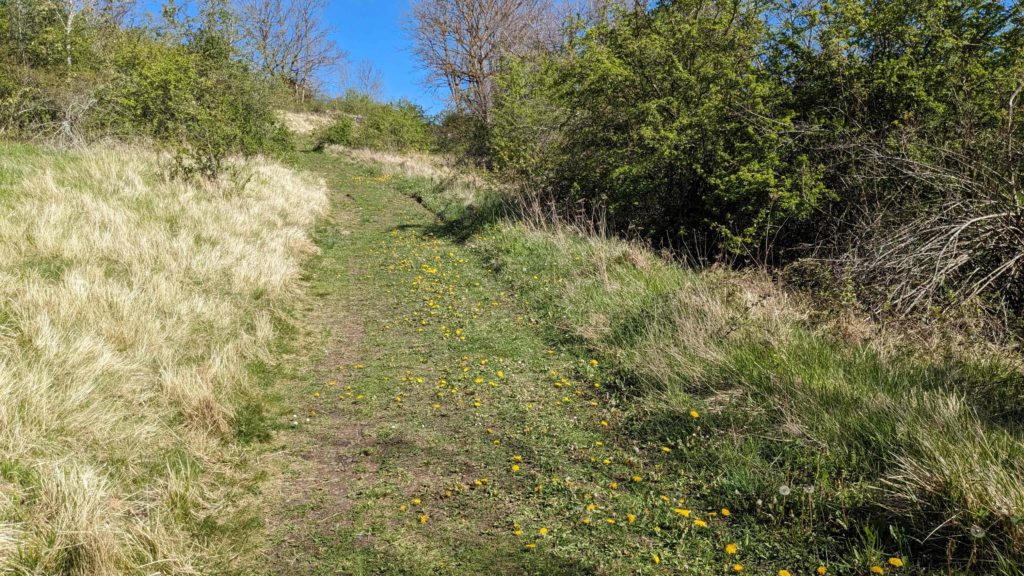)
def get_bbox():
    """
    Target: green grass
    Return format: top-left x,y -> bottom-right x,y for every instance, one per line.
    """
271,149 -> 1024,575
